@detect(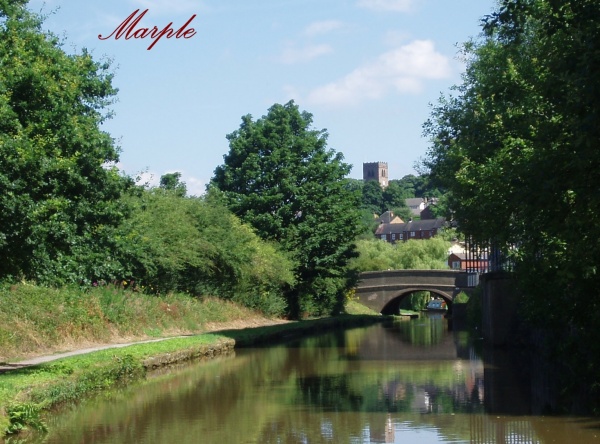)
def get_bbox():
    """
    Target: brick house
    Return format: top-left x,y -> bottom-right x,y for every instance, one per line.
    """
447,253 -> 489,273
377,210 -> 403,224
375,218 -> 446,244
